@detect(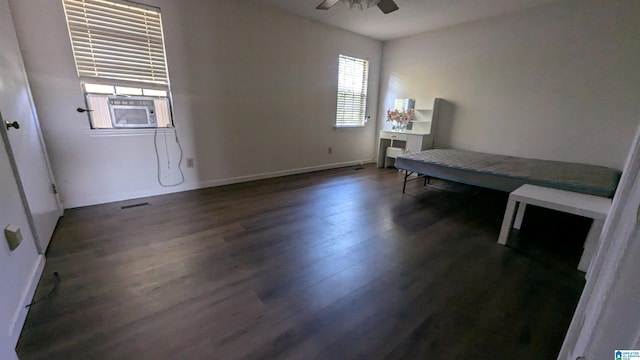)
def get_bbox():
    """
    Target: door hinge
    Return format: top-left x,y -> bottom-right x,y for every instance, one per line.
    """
52,183 -> 58,194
